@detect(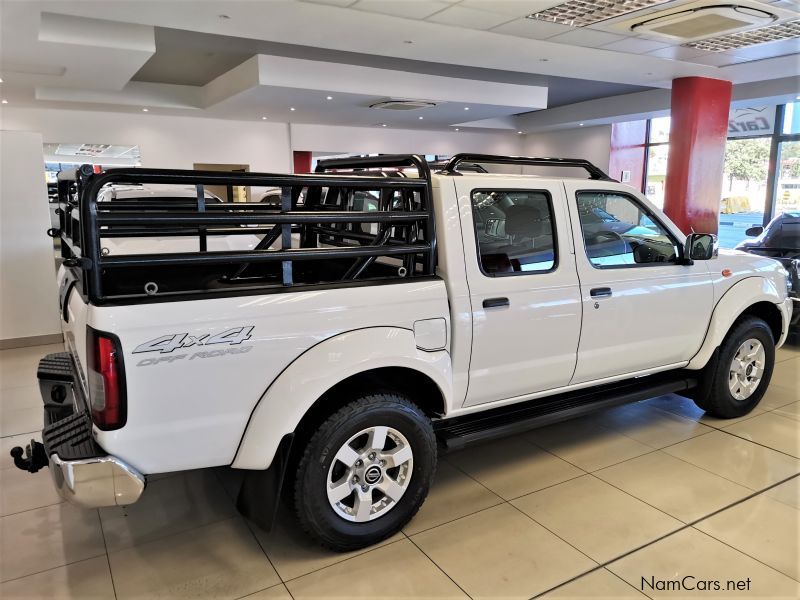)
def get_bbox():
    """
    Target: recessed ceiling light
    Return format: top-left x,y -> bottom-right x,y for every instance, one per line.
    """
579,123 -> 584,126
326,96 -> 333,100
1,99 -> 7,104
381,123 -> 387,127
261,116 -> 267,120
419,116 -> 424,120
796,95 -> 800,100
0,78 -> 3,83
218,14 -> 230,20
289,107 -> 296,111
527,0 -> 672,28
464,107 -> 470,111
454,128 -> 460,131
142,108 -> 148,112
517,131 -> 523,134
